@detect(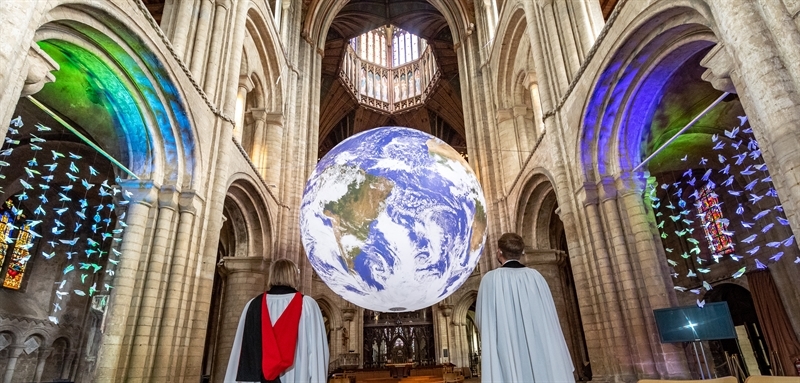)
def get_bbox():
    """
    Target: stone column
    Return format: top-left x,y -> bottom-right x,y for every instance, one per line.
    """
495,108 -> 519,191
263,113 -> 284,189
616,173 -> 690,378
61,350 -> 76,381
706,1 -> 800,337
582,188 -> 635,380
512,106 -> 532,154
1,346 -> 23,383
525,73 -> 545,139
234,76 -> 254,143
152,191 -> 200,380
439,303 -> 453,364
248,108 -> 267,172
212,256 -> 267,383
128,186 -> 179,381
33,347 -> 52,383
95,181 -> 159,382
166,0 -> 199,59
598,177 -> 657,377
203,0 -> 231,98
189,0 -> 215,79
